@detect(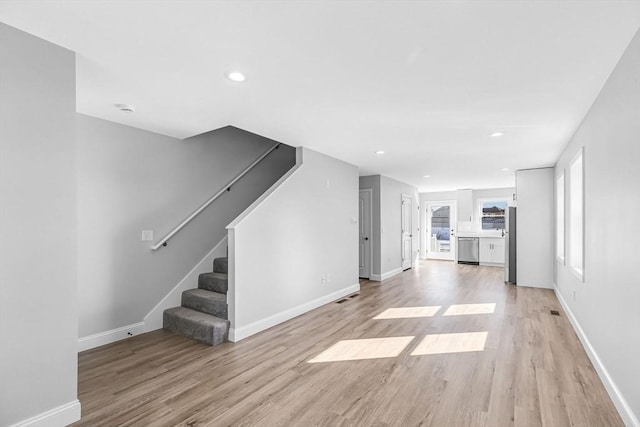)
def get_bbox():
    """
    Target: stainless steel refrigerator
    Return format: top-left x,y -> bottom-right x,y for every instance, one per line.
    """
504,207 -> 517,284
